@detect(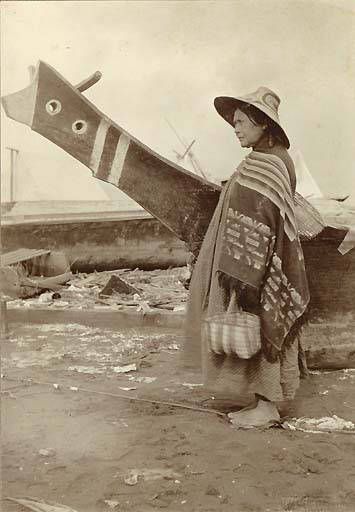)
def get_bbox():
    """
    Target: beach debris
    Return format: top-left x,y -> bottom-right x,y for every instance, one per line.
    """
310,368 -> 355,376
1,262 -> 72,299
188,469 -> 205,476
38,448 -> 56,458
4,376 -> 225,416
123,468 -> 182,485
182,382 -> 203,389
118,386 -> 137,391
104,499 -> 120,509
32,272 -> 73,290
206,485 -> 220,496
22,272 -> 72,297
339,368 -> 355,379
5,496 -> 79,511
0,266 -> 21,299
9,267 -> 188,311
1,249 -> 70,277
128,375 -> 156,384
1,390 -> 16,399
112,363 -> 137,373
37,292 -> 54,303
100,275 -> 139,297
124,472 -> 139,485
282,415 -> 355,434
1,249 -> 70,299
1,248 -> 51,267
67,365 -> 105,374
46,300 -> 69,308
136,299 -> 151,313
42,251 -> 70,276
166,343 -> 180,350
